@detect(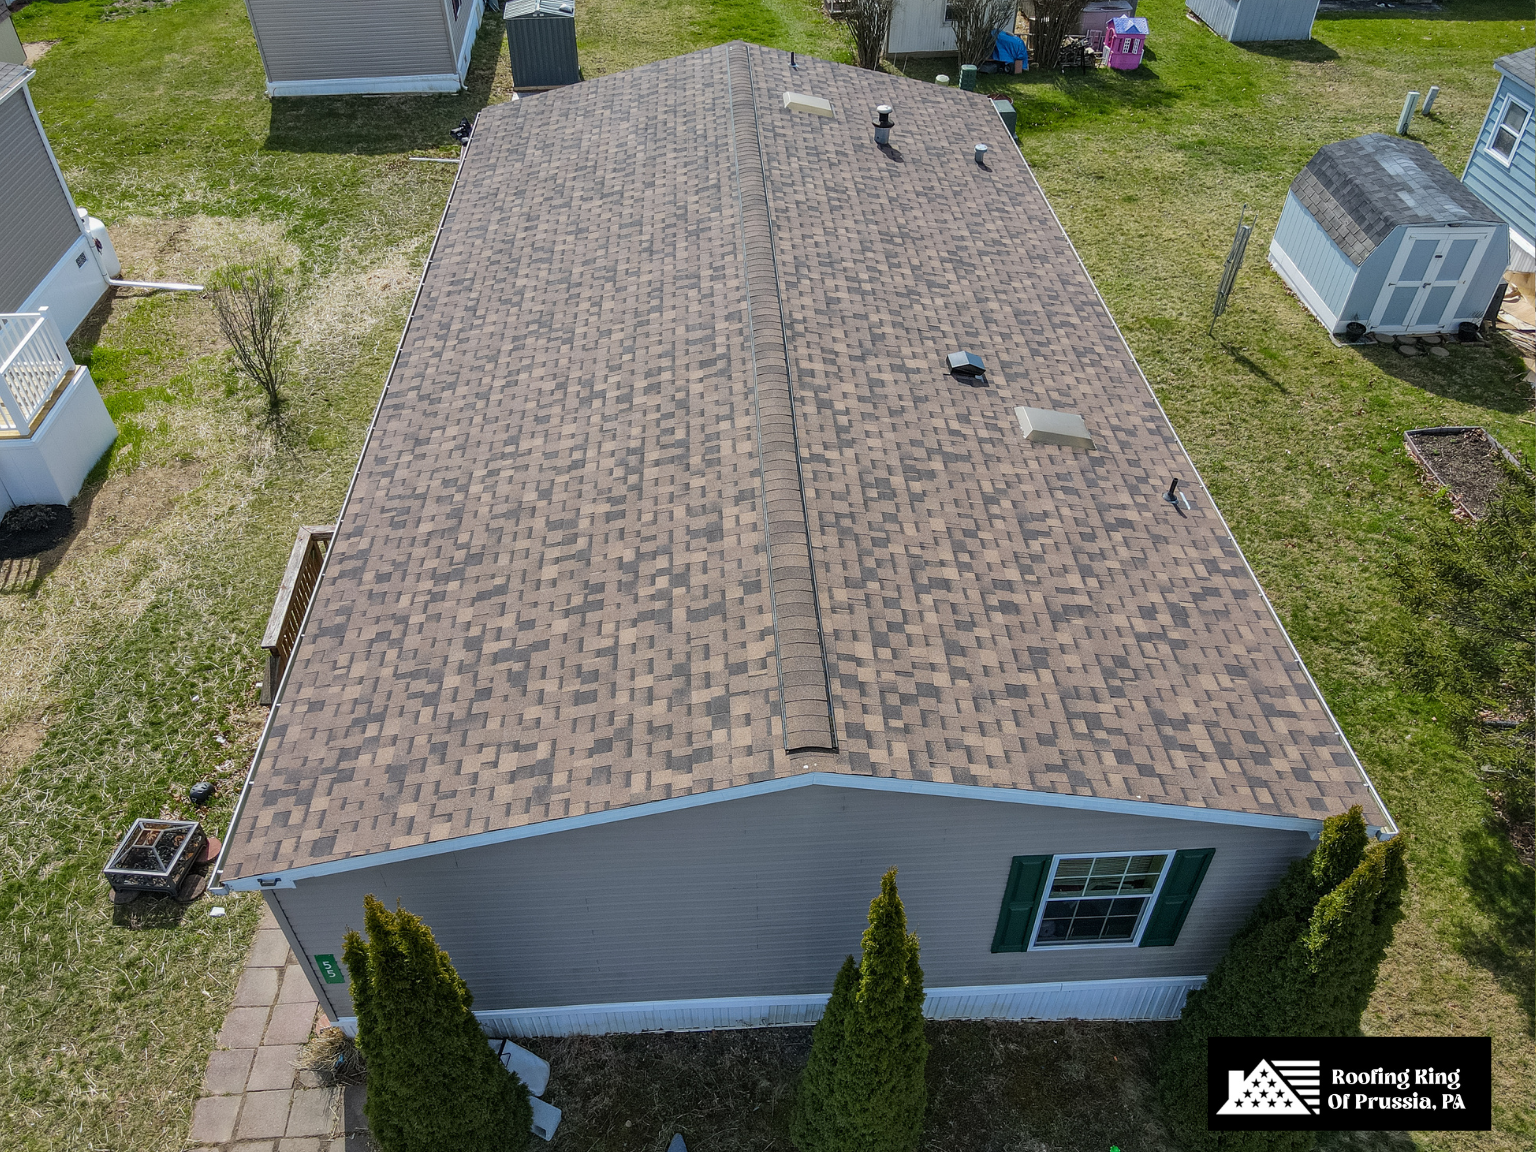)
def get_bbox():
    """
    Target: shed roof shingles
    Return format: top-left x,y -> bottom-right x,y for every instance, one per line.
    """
224,44 -> 1382,880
